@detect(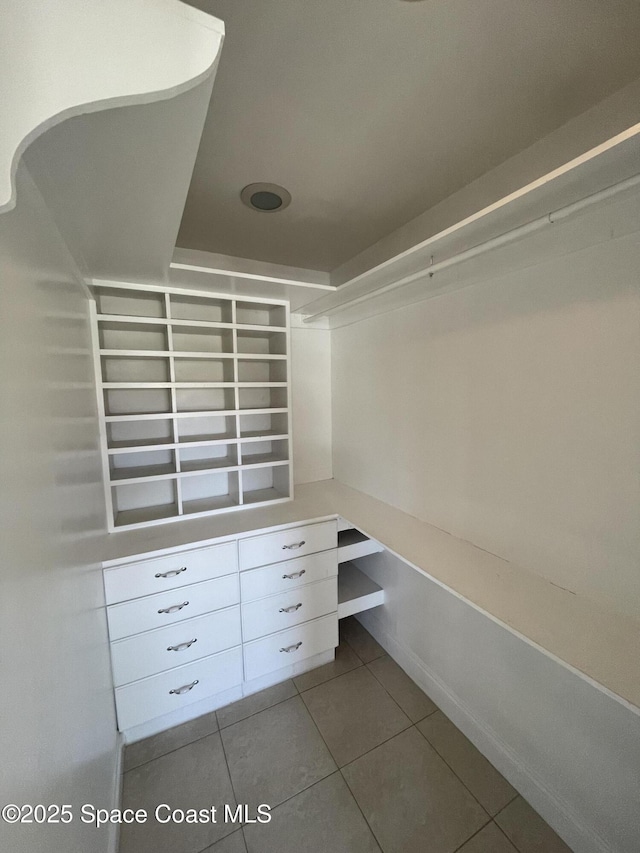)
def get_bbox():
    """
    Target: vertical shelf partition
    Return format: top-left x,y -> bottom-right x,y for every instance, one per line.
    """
91,283 -> 292,530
